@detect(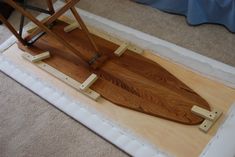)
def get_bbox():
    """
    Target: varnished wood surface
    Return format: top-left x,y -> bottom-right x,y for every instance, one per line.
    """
19,21 -> 211,125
